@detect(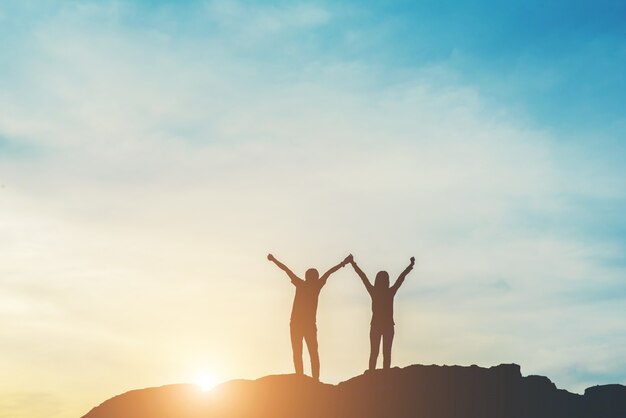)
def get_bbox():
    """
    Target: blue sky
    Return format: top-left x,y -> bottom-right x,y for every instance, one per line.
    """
0,1 -> 625,418
2,1 -> 625,121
